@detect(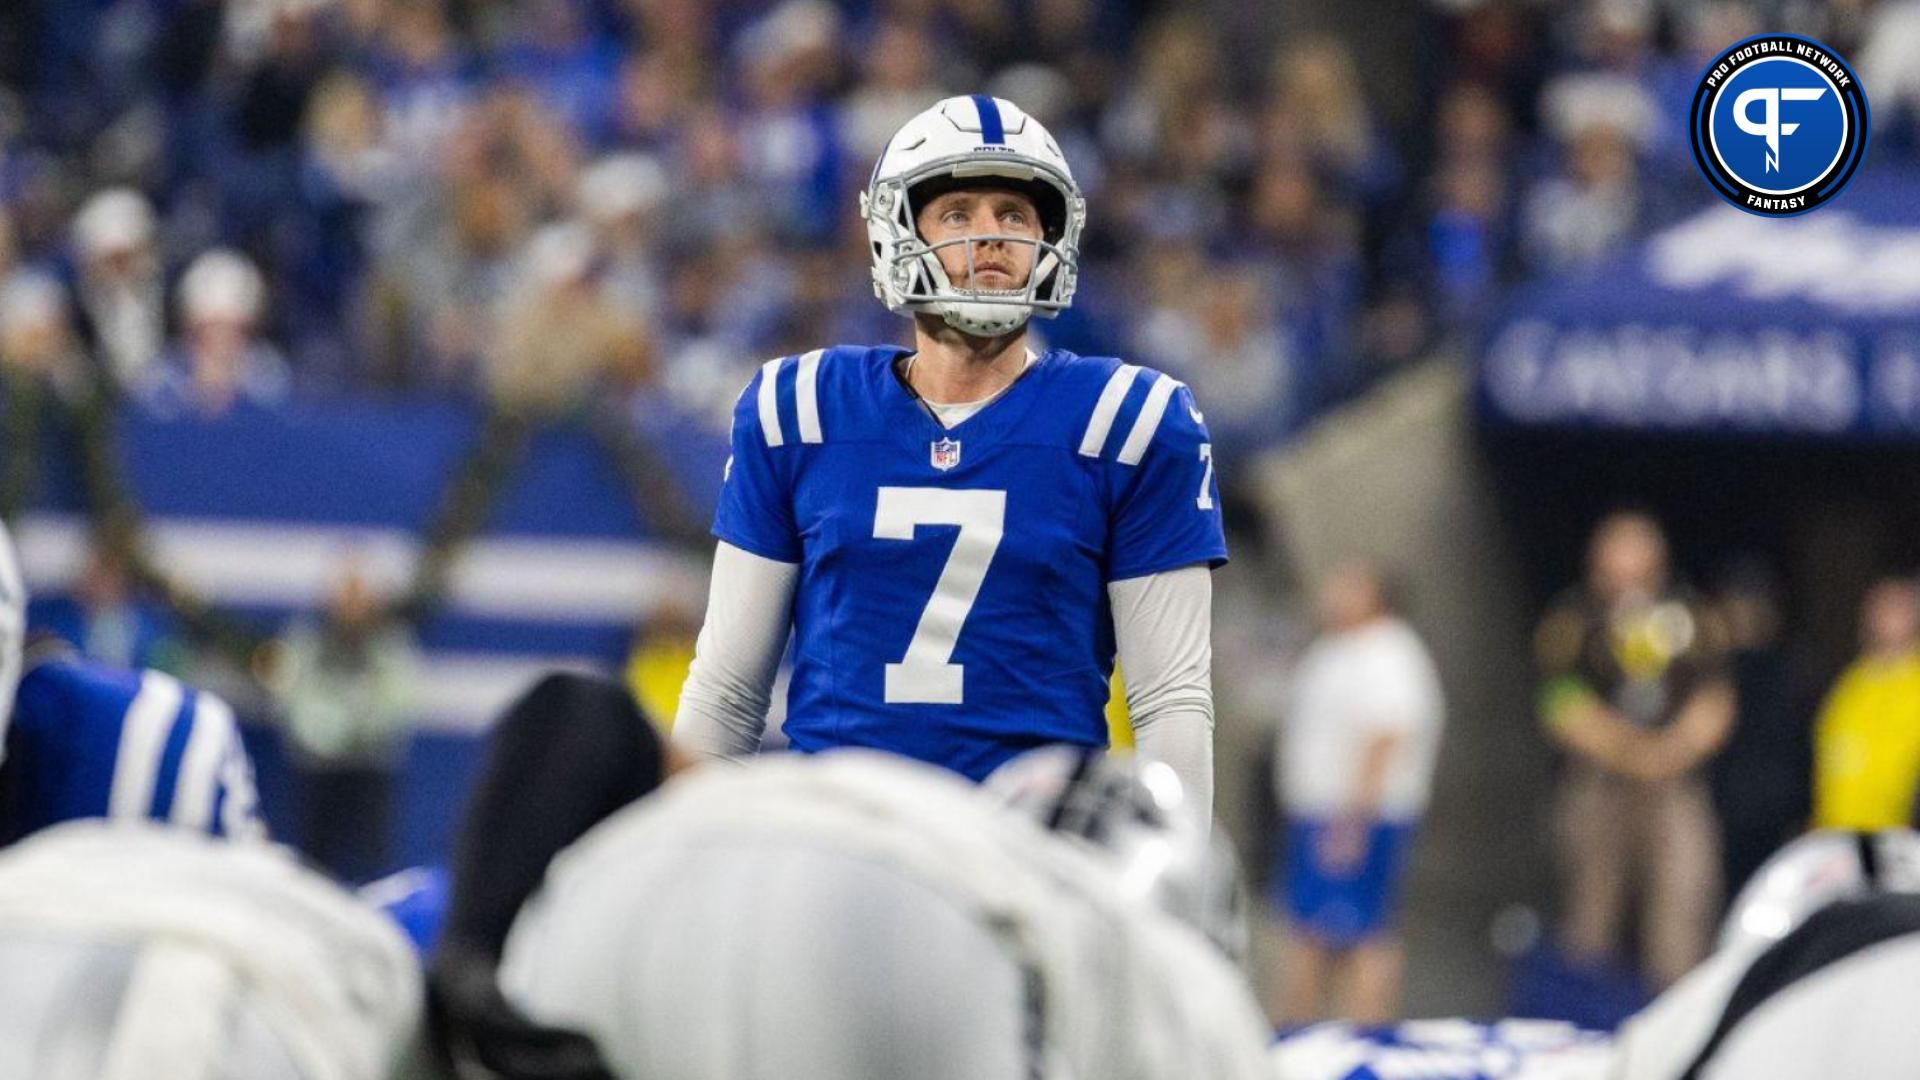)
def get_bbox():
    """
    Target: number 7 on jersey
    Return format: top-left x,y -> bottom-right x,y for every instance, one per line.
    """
874,487 -> 1006,704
